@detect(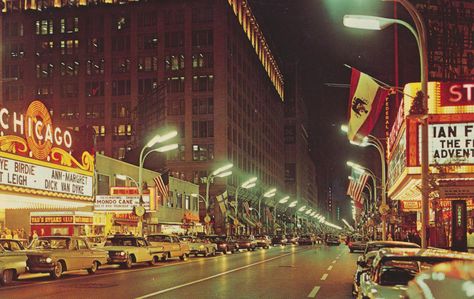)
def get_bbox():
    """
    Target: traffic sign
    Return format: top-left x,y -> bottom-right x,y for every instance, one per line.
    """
204,215 -> 211,223
379,204 -> 390,215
